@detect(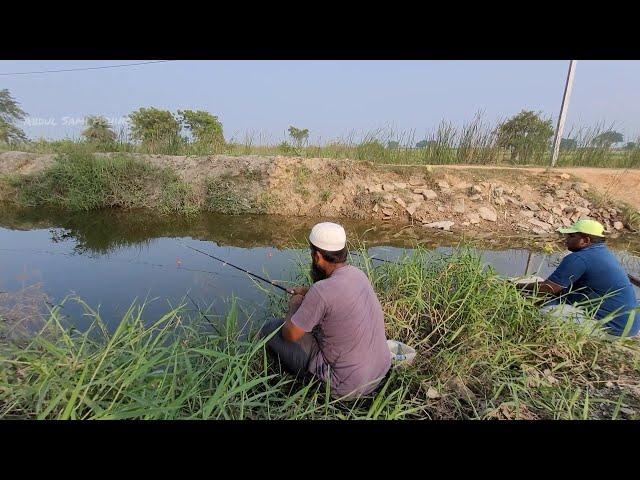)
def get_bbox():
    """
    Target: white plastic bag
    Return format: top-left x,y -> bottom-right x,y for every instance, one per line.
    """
387,339 -> 416,367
